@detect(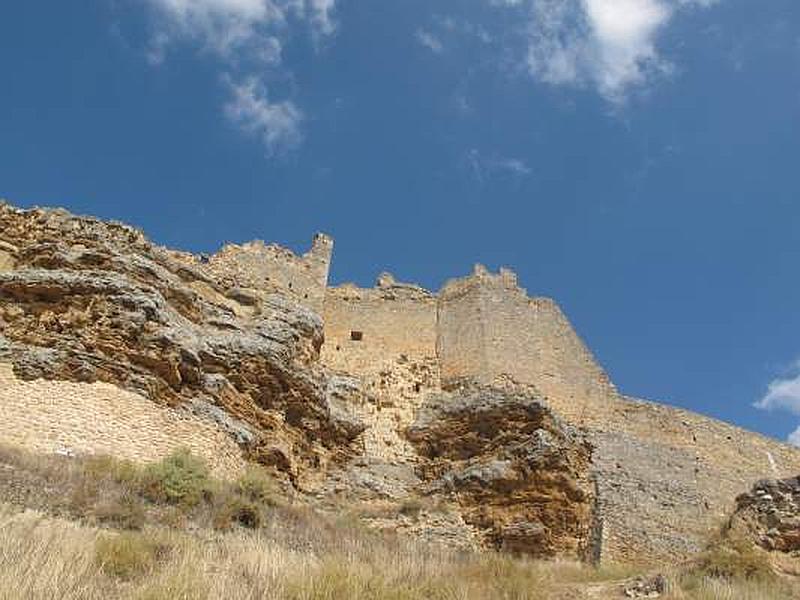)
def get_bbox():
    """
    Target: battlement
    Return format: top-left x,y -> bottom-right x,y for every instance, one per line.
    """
439,263 -> 524,301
